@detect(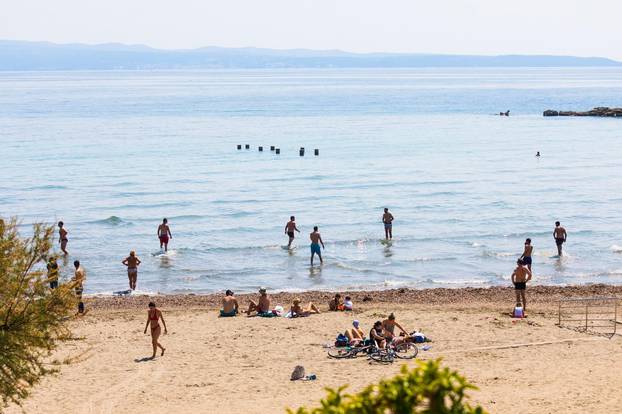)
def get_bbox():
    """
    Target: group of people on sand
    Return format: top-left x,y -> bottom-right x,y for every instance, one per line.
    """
509,221 -> 568,315
345,313 -> 411,349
